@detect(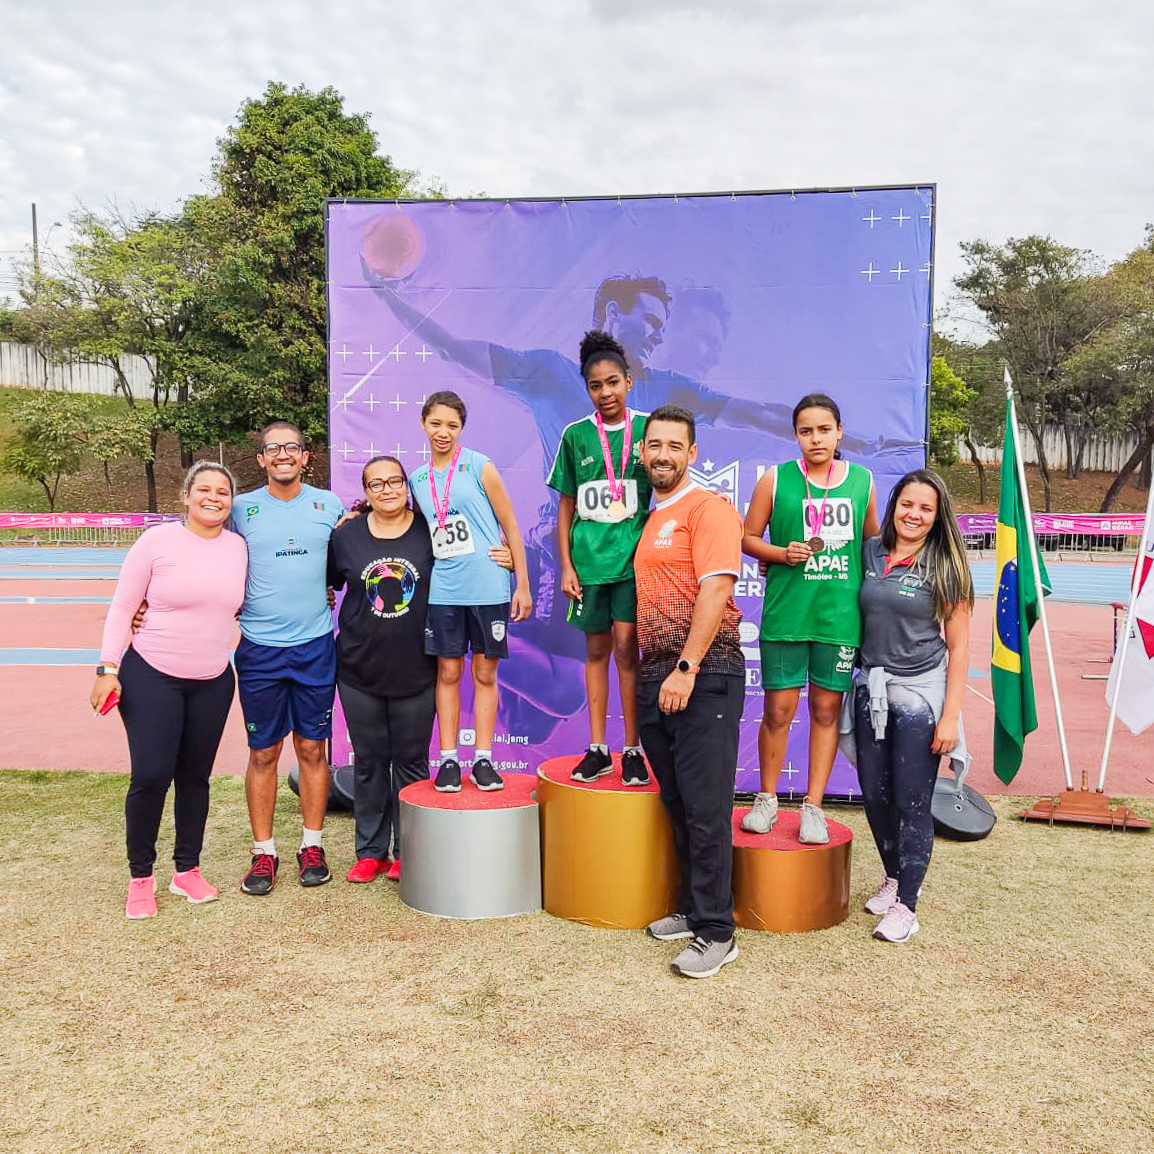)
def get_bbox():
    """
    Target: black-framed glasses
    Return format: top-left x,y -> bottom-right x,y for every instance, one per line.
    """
365,476 -> 407,493
261,441 -> 305,457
